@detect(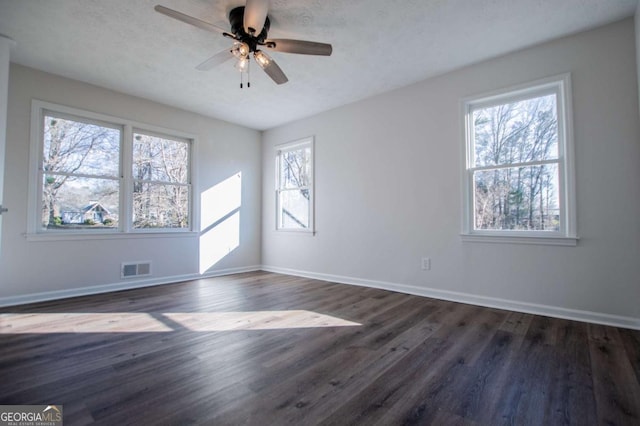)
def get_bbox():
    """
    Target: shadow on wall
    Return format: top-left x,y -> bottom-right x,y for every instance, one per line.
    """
199,172 -> 242,273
